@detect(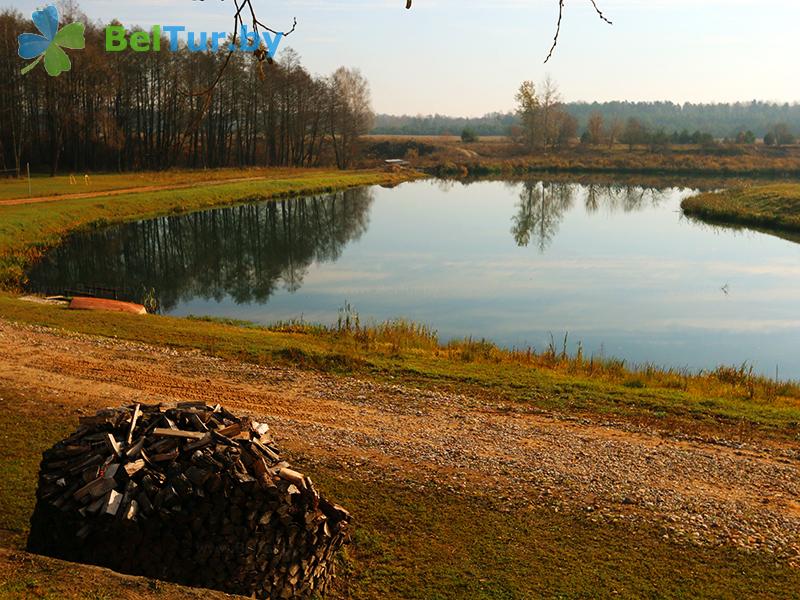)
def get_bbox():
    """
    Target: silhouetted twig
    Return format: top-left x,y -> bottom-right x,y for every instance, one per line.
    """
545,0 -> 613,63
